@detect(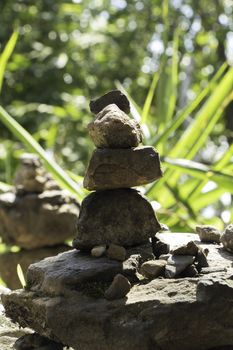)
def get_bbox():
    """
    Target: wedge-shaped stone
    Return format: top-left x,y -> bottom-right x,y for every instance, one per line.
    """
88,104 -> 142,148
73,189 -> 161,250
84,146 -> 162,190
89,89 -> 130,114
